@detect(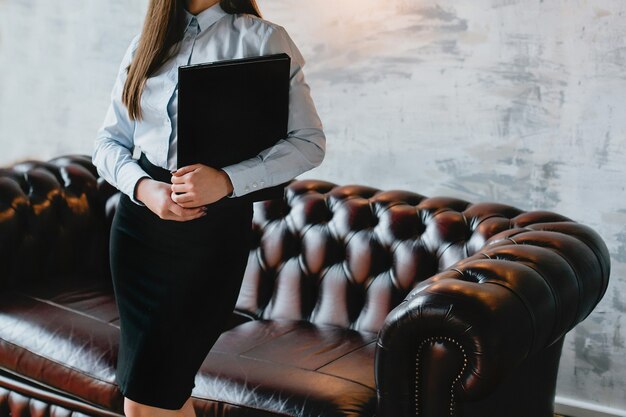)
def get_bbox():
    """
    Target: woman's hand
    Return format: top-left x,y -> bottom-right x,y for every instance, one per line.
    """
170,163 -> 234,208
135,178 -> 207,221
